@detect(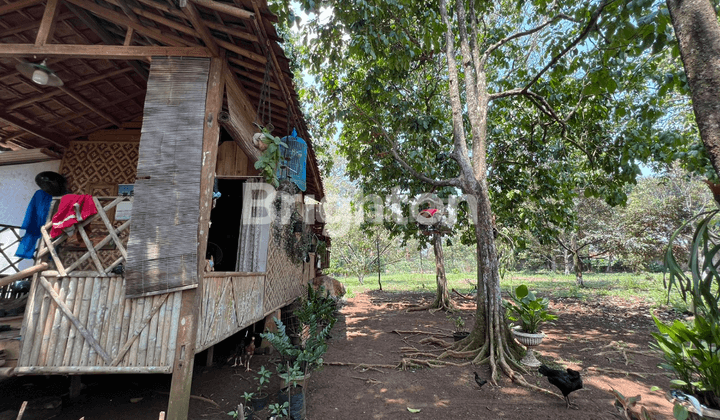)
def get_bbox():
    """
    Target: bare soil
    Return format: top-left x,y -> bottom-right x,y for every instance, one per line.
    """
0,288 -> 683,420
